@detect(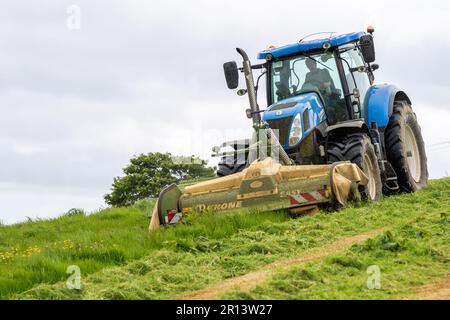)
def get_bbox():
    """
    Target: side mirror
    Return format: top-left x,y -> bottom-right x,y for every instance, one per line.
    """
223,61 -> 239,89
360,35 -> 376,63
371,64 -> 380,71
